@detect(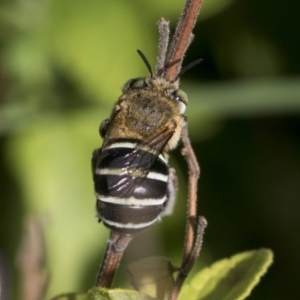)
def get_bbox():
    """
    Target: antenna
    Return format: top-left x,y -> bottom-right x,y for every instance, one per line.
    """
137,49 -> 153,78
175,58 -> 203,81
